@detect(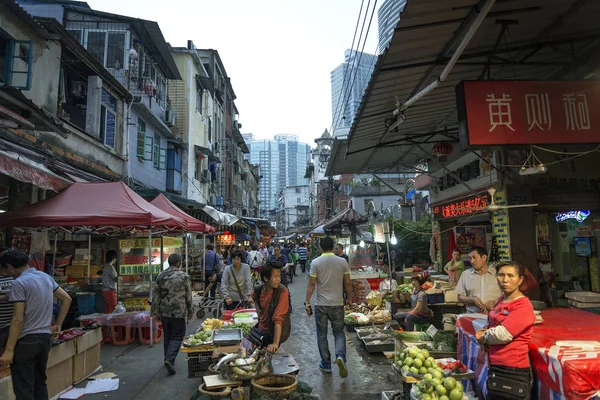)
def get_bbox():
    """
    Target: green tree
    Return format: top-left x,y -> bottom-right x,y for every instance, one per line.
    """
391,216 -> 432,266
